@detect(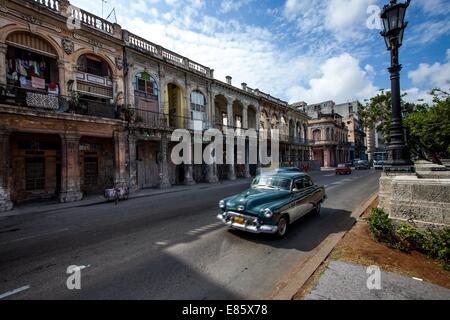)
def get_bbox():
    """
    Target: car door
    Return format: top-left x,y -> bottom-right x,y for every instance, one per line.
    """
289,178 -> 313,222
